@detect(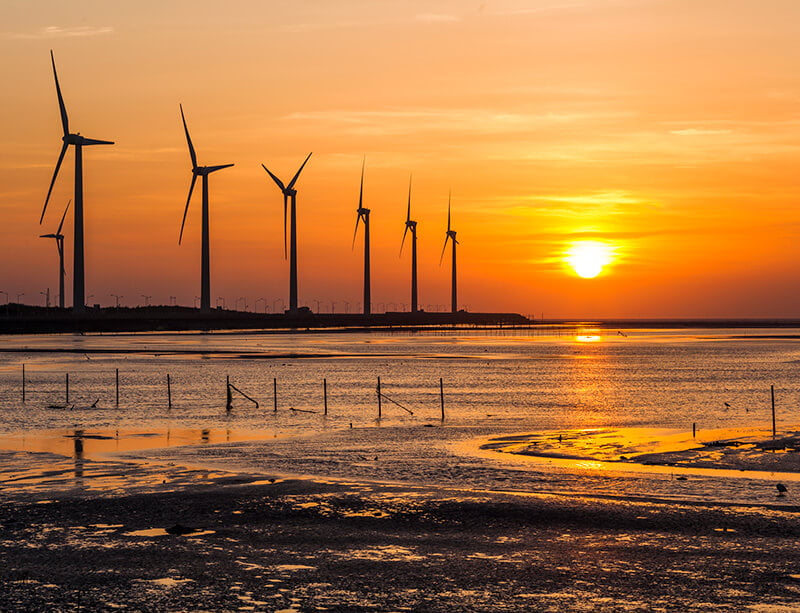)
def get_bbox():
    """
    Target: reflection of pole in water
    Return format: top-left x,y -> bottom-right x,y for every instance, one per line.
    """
201,429 -> 210,443
73,429 -> 84,482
